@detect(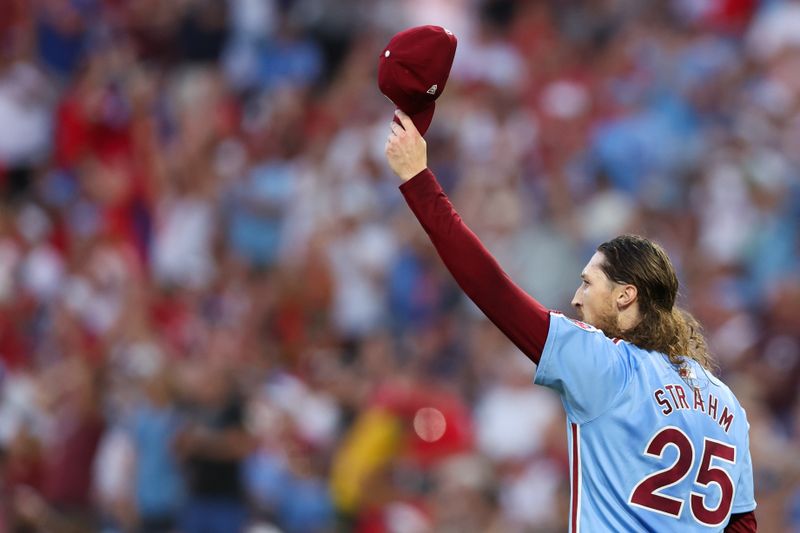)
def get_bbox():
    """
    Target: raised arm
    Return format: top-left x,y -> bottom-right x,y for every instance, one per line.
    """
385,111 -> 549,363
